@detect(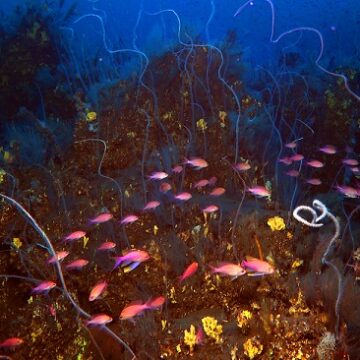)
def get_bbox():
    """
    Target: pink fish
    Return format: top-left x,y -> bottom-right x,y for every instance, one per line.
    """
47,250 -> 69,264
172,165 -> 183,174
119,296 -> 165,320
174,192 -> 192,201
241,256 -> 275,275
97,241 -> 116,251
285,141 -> 298,149
202,205 -> 219,213
336,185 -> 360,198
279,157 -> 293,165
234,162 -> 251,171
113,250 -> 150,270
184,157 -> 209,169
286,170 -> 300,177
196,327 -> 204,345
193,179 -> 209,189
0,337 -> 24,348
86,313 -> 113,326
350,167 -> 360,174
32,280 -> 56,294
120,214 -> 139,225
306,178 -> 322,185
209,187 -> 225,196
89,280 -> 108,301
210,262 -> 246,279
143,200 -> 160,211
148,171 -> 168,180
65,259 -> 89,270
179,262 -> 198,283
208,176 -> 217,186
89,213 -> 113,224
290,154 -> 304,161
248,186 -> 271,198
64,230 -> 86,242
343,159 -> 359,166
159,182 -> 172,193
319,145 -> 337,154
307,160 -> 324,168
